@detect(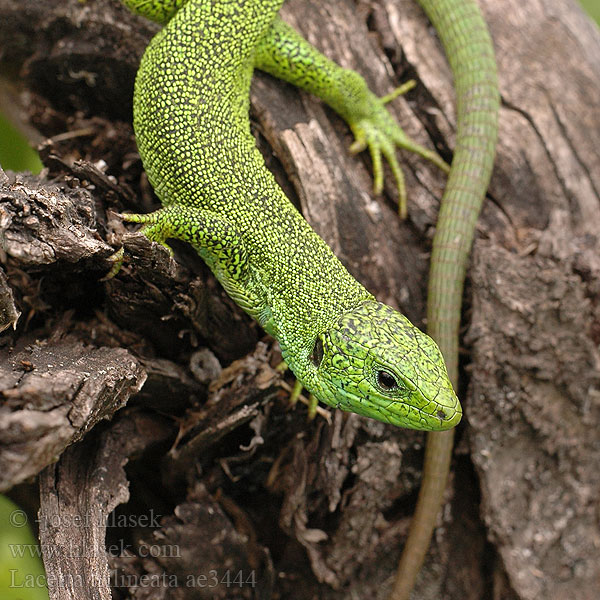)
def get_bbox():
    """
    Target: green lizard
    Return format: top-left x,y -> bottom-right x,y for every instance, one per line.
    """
119,0 -> 463,432
119,0 -> 498,596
